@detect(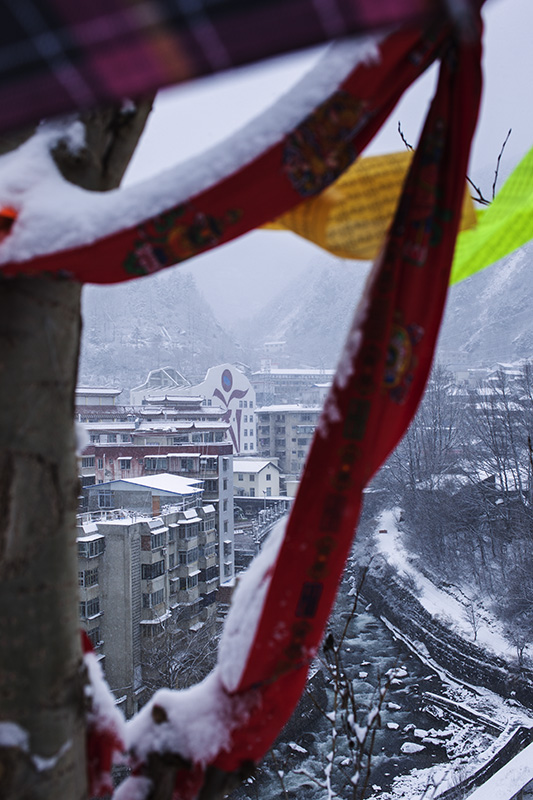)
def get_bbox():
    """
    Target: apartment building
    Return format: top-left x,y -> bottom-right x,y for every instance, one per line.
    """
255,404 -> 321,477
84,470 -> 234,586
79,416 -> 234,583
77,498 -> 219,717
